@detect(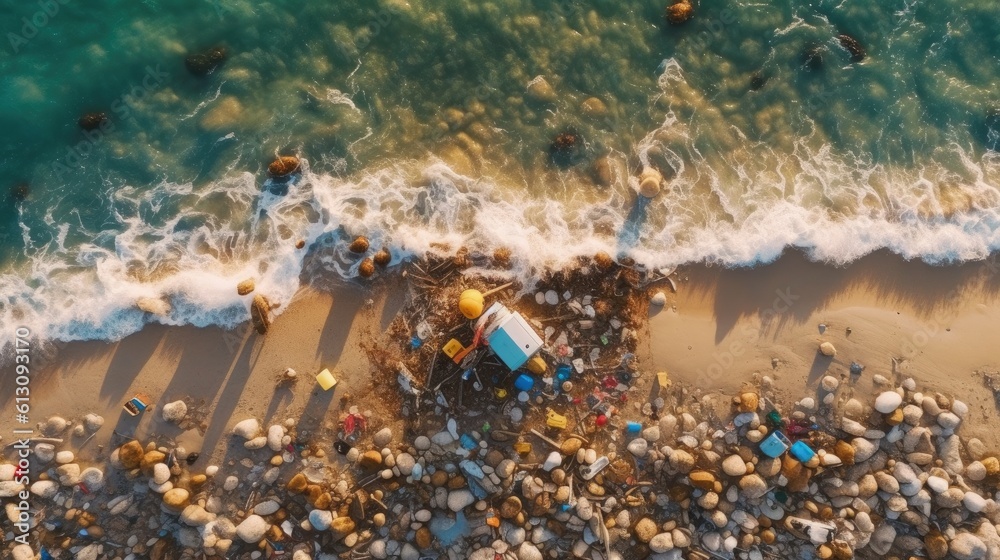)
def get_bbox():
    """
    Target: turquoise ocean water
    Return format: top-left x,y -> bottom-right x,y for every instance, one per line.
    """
1,0 -> 999,344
